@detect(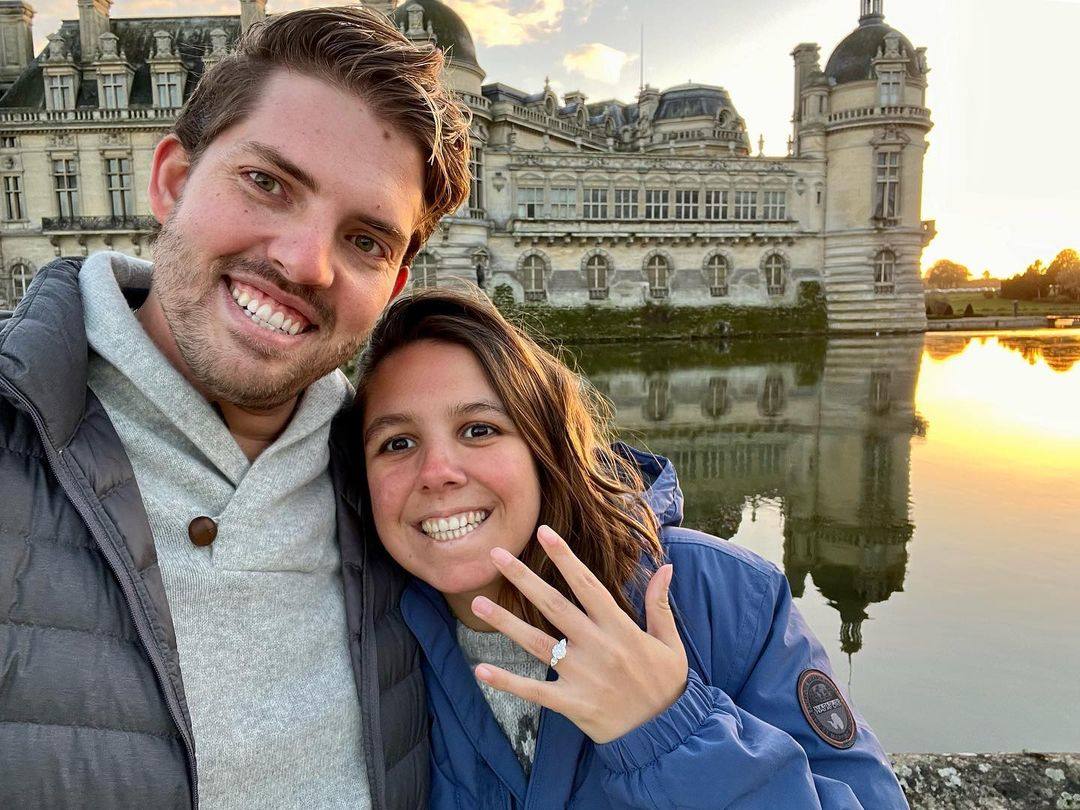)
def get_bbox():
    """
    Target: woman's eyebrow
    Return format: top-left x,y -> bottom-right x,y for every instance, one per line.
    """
363,413 -> 410,444
450,400 -> 506,417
